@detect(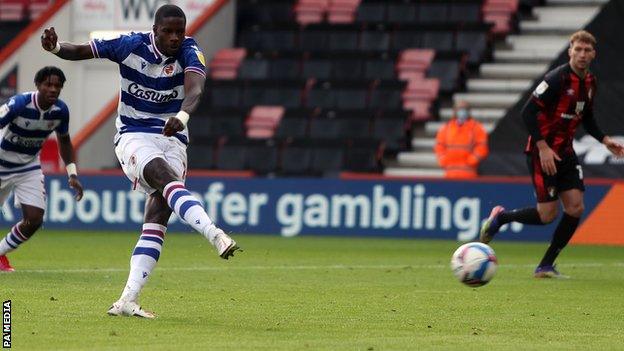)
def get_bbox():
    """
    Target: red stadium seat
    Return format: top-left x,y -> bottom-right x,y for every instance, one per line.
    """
295,0 -> 328,25
0,0 -> 26,21
29,0 -> 52,20
209,48 -> 247,80
327,0 -> 360,24
246,106 -> 285,139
